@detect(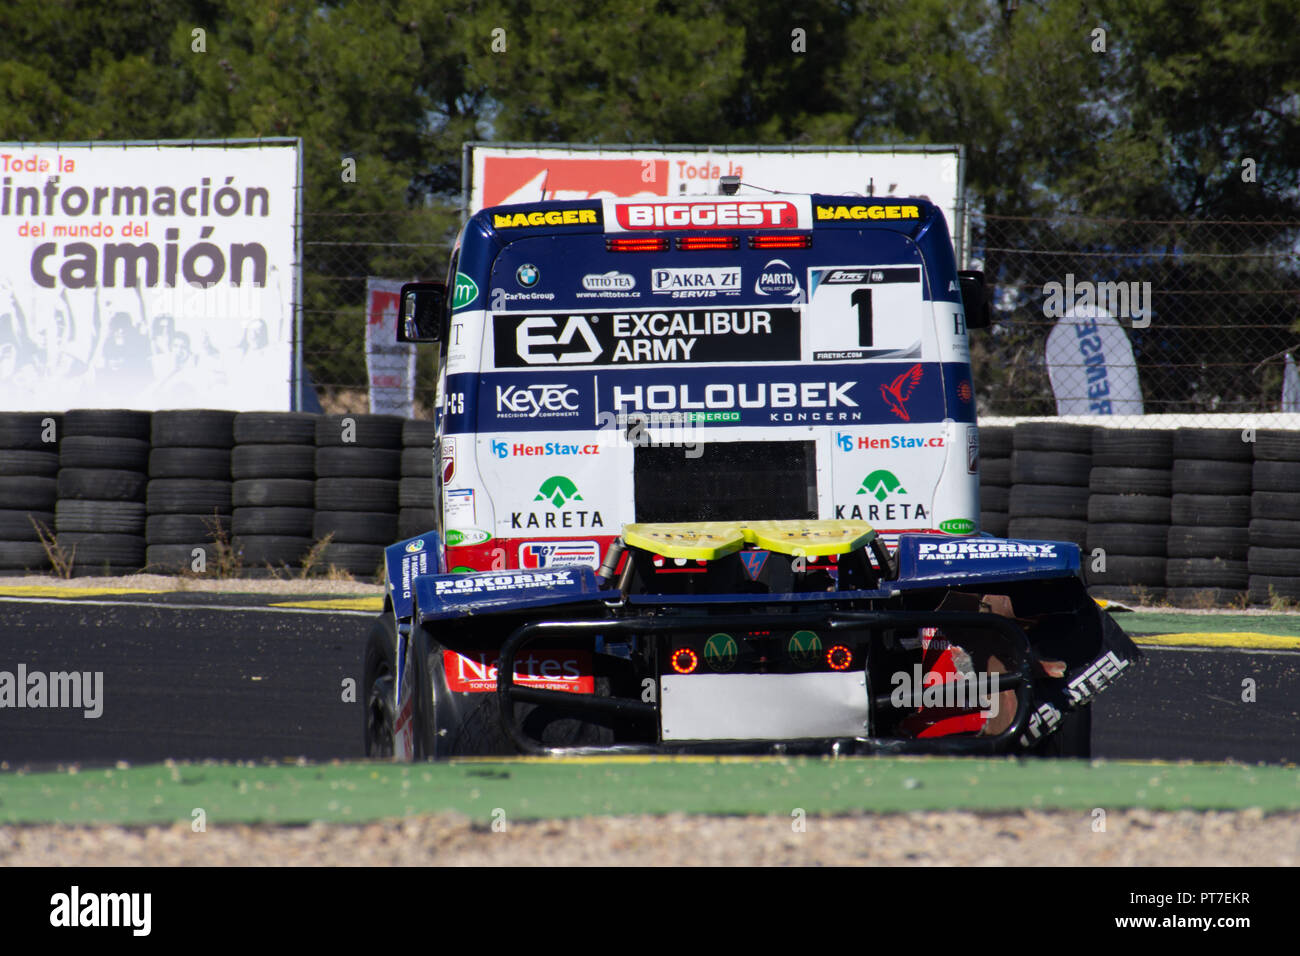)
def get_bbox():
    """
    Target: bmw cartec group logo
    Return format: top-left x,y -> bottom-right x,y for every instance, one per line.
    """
515,263 -> 540,288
